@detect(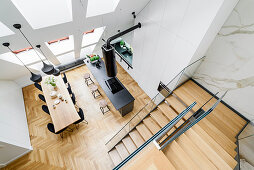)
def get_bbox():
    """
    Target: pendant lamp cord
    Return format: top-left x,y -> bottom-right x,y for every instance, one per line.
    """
7,46 -> 32,73
17,29 -> 44,62
37,47 -> 51,64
